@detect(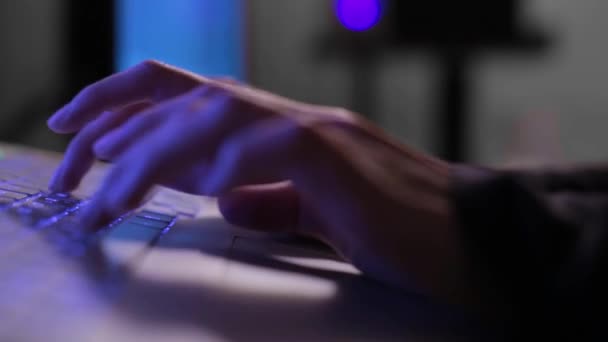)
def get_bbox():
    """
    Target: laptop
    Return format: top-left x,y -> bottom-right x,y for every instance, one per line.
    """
0,142 -> 485,341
